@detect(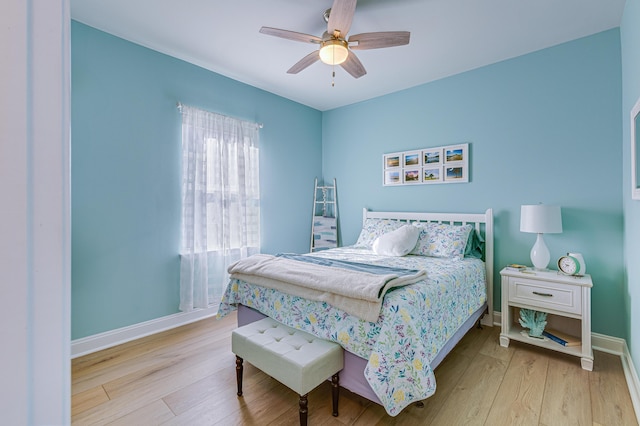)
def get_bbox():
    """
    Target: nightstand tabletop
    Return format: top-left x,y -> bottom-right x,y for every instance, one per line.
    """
500,267 -> 593,288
